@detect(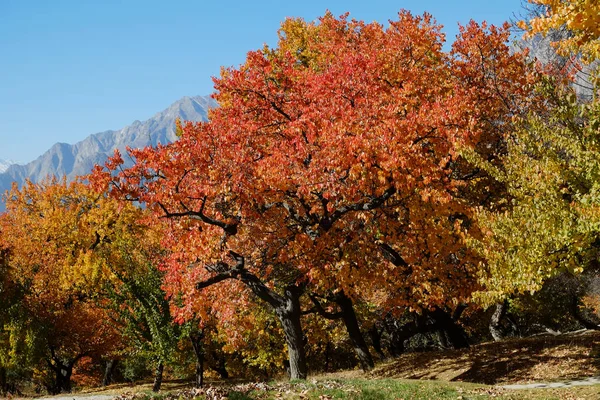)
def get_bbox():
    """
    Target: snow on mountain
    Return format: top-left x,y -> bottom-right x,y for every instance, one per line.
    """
0,159 -> 17,173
